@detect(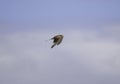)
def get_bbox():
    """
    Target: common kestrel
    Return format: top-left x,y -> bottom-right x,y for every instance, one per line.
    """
50,35 -> 64,48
